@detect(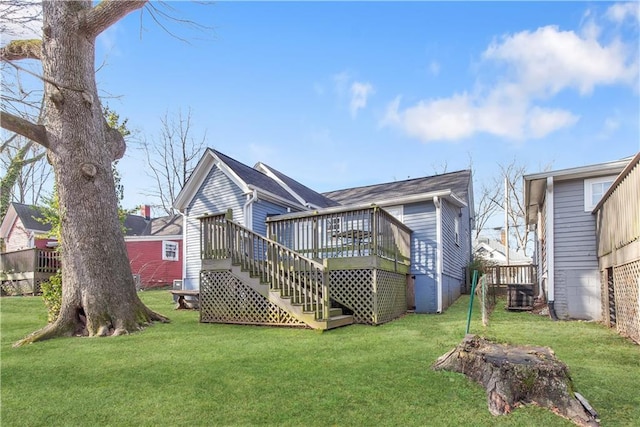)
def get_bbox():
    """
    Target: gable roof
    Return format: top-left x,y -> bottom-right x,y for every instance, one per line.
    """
323,170 -> 472,207
174,149 -> 305,211
254,162 -> 340,209
524,156 -> 632,225
474,237 -> 531,265
0,202 -> 51,240
213,150 -> 300,204
142,214 -> 183,236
